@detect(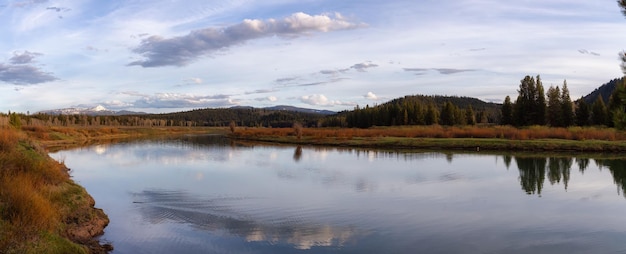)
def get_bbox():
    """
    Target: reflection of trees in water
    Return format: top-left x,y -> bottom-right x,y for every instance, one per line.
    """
514,155 -> 626,198
293,146 -> 302,162
502,155 -> 512,170
547,157 -> 572,190
515,157 -> 573,195
576,158 -> 590,173
515,157 -> 547,195
595,159 -> 626,198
